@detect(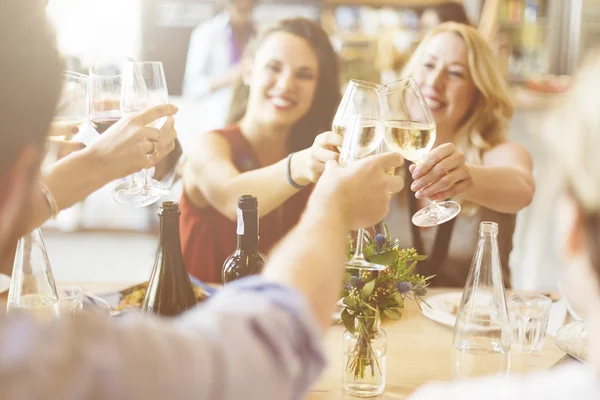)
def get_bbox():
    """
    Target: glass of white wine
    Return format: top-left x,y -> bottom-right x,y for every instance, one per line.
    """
339,114 -> 386,271
378,78 -> 460,227
112,61 -> 170,207
333,80 -> 382,153
45,71 -> 89,165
